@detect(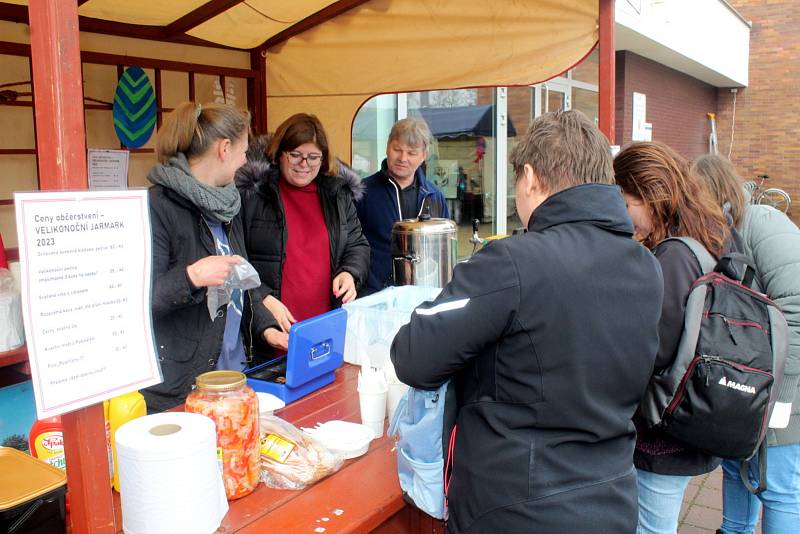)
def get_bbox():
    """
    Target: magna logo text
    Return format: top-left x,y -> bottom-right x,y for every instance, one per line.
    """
718,376 -> 756,395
